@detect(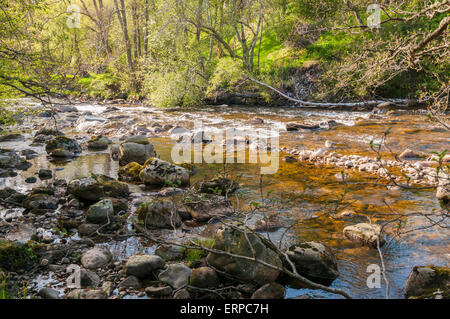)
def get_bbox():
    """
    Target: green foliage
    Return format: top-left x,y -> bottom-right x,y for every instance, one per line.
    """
185,238 -> 215,266
78,73 -> 122,99
143,69 -> 205,108
207,58 -> 245,94
0,241 -> 39,271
